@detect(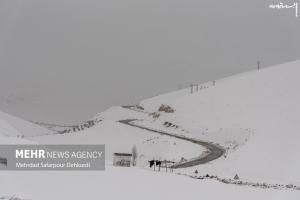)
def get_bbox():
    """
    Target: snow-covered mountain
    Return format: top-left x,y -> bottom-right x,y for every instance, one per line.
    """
1,60 -> 300,199
137,60 -> 300,183
27,60 -> 300,183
